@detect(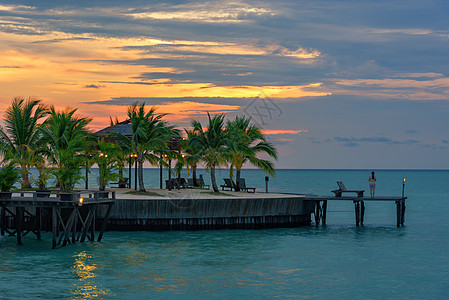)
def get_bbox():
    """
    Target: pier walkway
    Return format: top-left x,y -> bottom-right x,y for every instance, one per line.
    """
1,189 -> 407,249
298,195 -> 407,227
